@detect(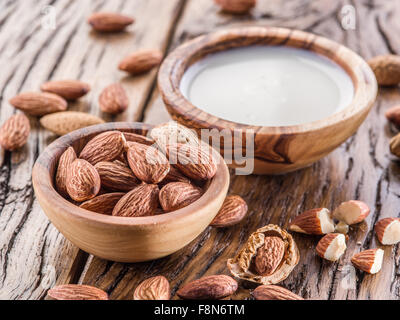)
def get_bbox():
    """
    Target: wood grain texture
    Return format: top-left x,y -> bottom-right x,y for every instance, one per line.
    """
2,0 -> 400,300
